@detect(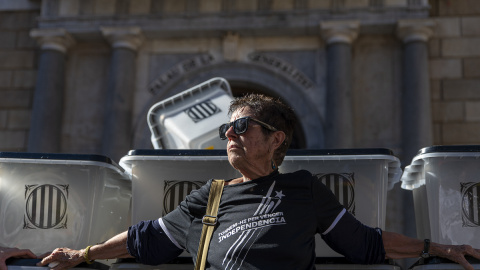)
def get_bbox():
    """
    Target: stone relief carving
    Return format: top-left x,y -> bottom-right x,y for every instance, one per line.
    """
248,52 -> 314,90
